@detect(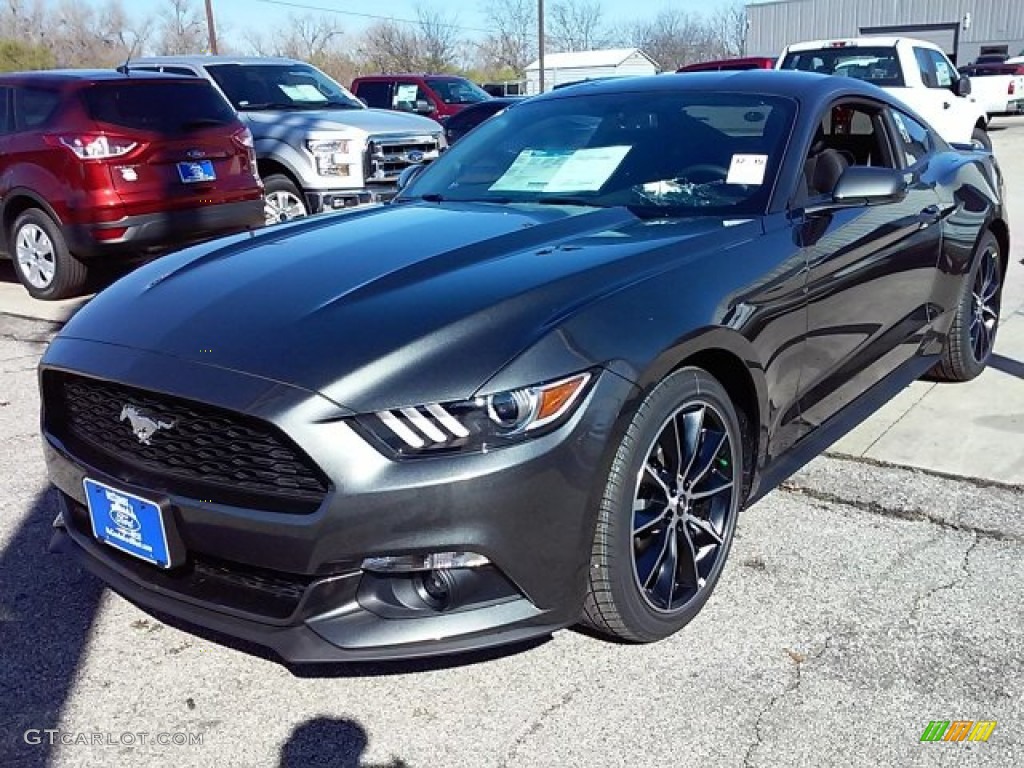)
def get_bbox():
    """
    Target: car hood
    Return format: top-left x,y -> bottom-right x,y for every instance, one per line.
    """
242,107 -> 441,135
60,204 -> 755,413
